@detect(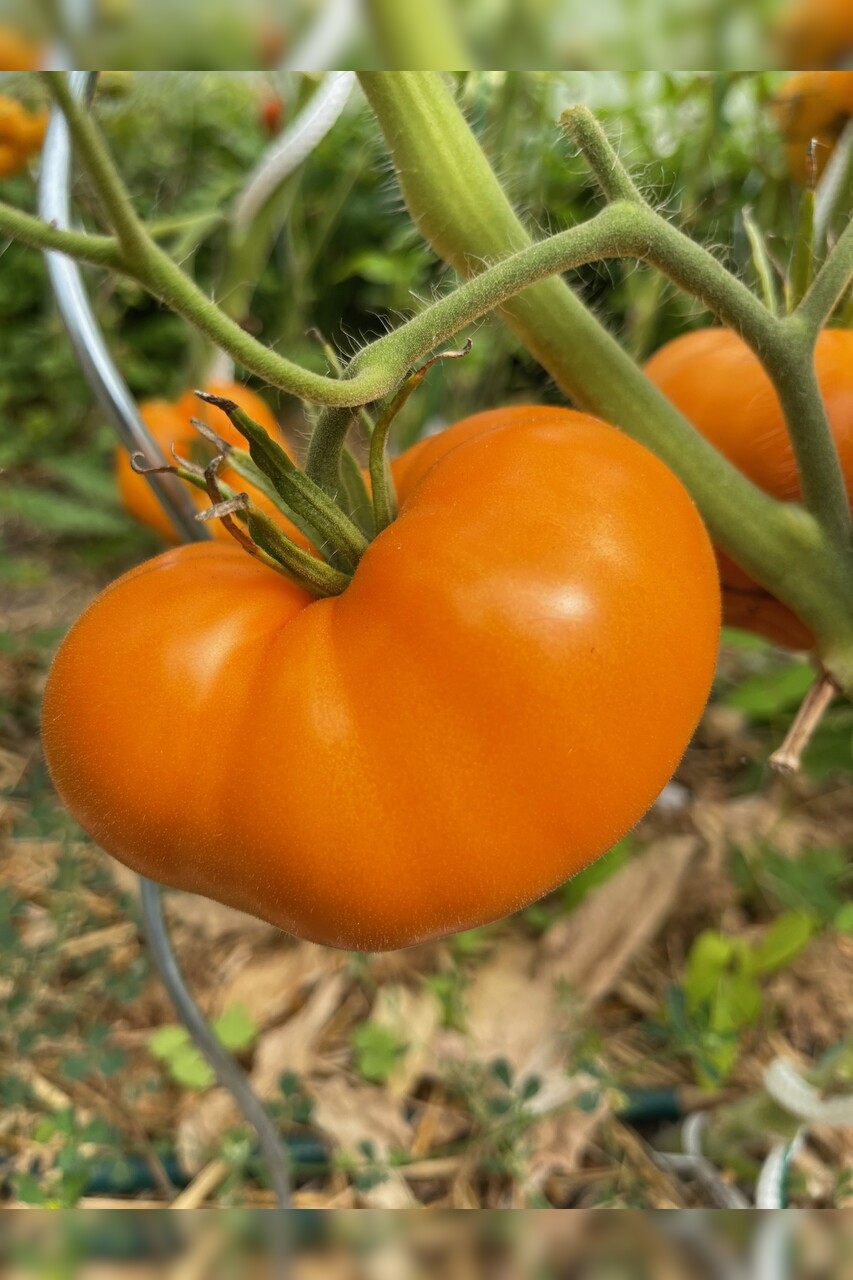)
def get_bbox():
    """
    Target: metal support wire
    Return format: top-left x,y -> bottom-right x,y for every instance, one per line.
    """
38,70 -> 292,1209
